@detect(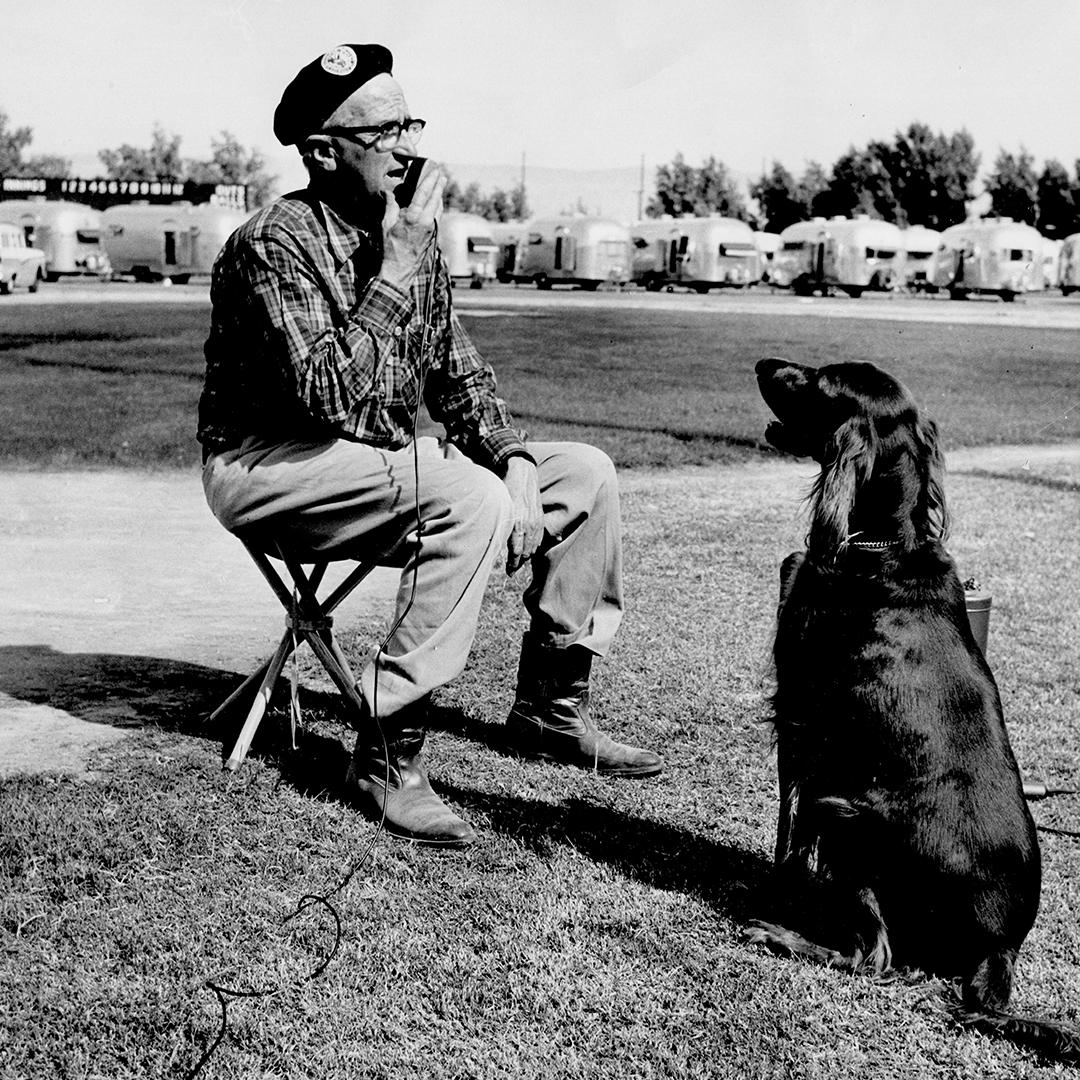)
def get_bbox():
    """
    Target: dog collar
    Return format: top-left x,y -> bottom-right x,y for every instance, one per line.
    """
847,538 -> 902,551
